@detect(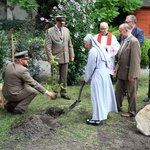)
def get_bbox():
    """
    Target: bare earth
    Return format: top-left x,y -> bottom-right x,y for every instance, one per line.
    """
1,106 -> 150,150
